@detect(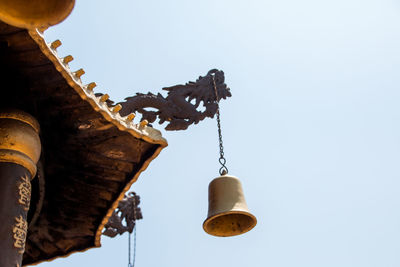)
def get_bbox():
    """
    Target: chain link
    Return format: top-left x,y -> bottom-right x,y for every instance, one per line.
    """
128,232 -> 131,267
128,196 -> 137,267
127,226 -> 137,267
211,74 -> 228,176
